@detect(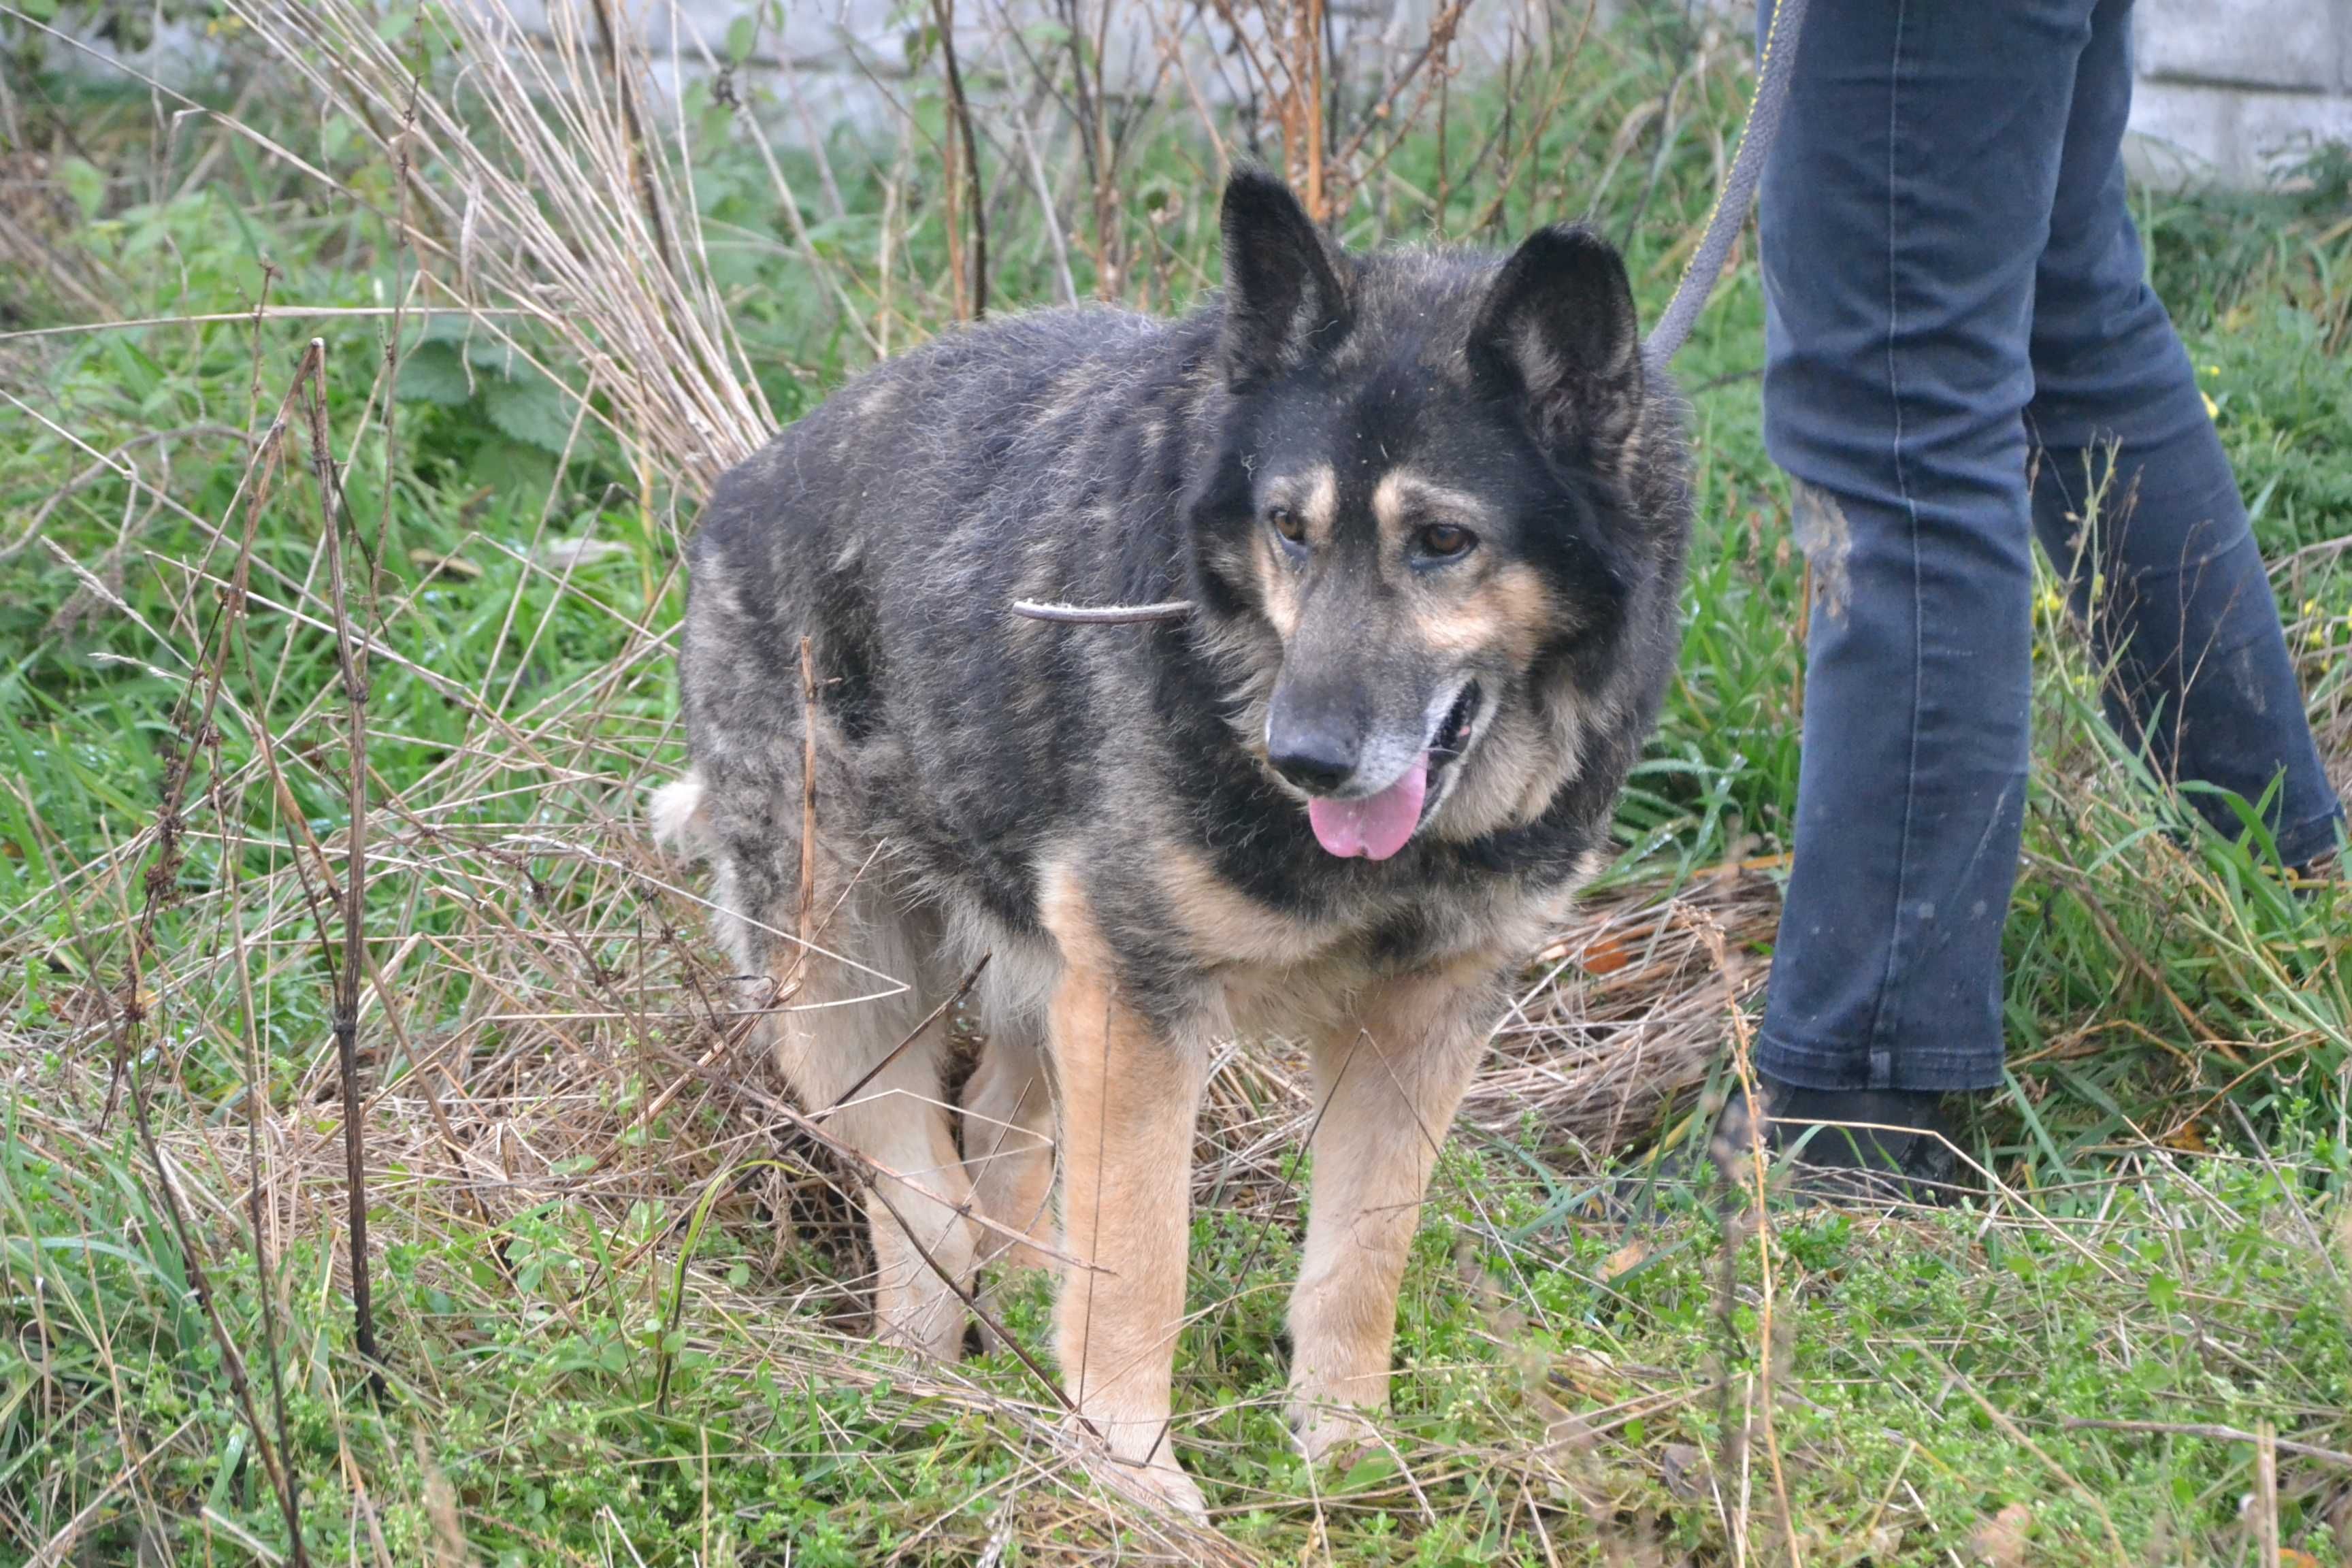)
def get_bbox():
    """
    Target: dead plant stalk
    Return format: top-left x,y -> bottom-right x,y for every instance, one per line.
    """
1699,915 -> 1801,1568
298,338 -> 385,1381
